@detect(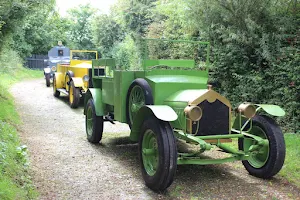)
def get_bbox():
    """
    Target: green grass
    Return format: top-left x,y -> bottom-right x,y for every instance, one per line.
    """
0,68 -> 42,123
0,65 -> 42,200
280,133 -> 300,187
